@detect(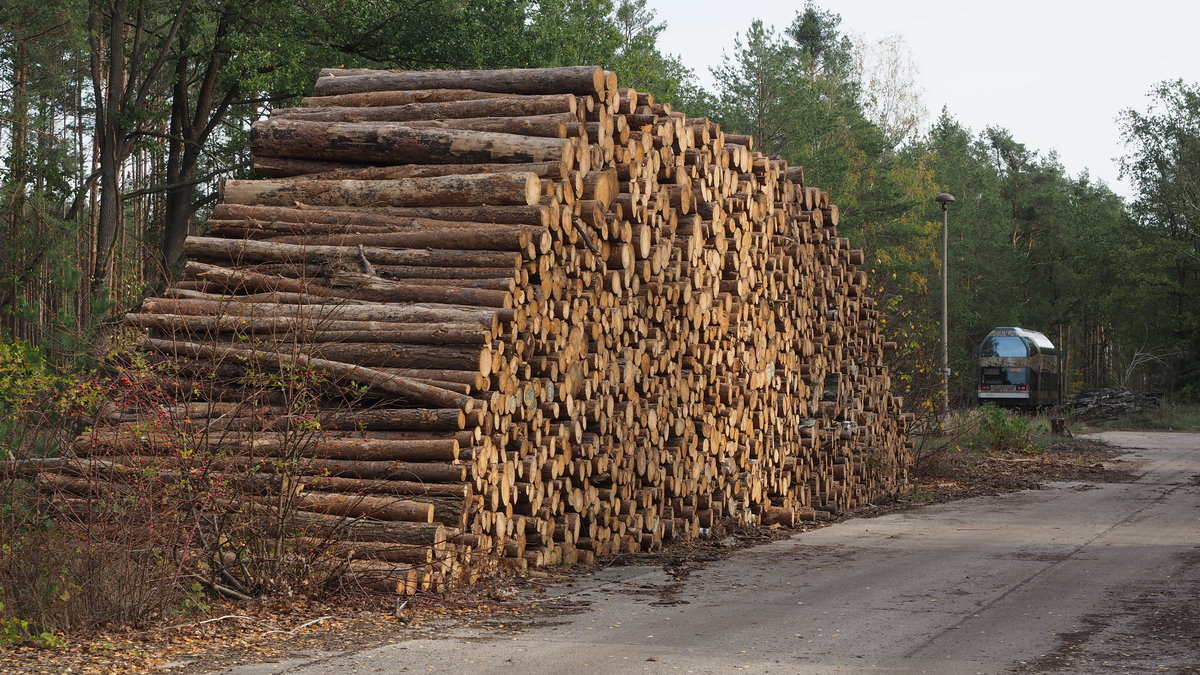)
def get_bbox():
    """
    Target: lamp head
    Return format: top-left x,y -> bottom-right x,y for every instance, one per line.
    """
935,193 -> 956,210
